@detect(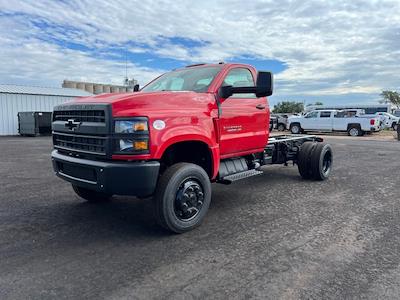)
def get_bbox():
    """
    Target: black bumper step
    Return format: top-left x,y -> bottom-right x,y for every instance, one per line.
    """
219,169 -> 263,184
